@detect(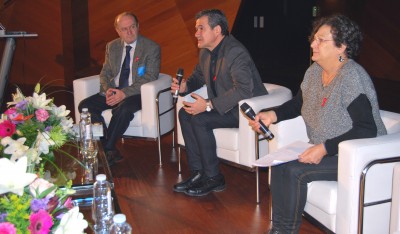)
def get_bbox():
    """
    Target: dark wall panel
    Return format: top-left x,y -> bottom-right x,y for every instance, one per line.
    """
232,0 -> 316,94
